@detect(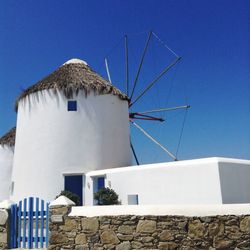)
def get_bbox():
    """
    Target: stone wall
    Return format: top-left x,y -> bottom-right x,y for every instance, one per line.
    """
49,205 -> 250,250
0,209 -> 9,249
